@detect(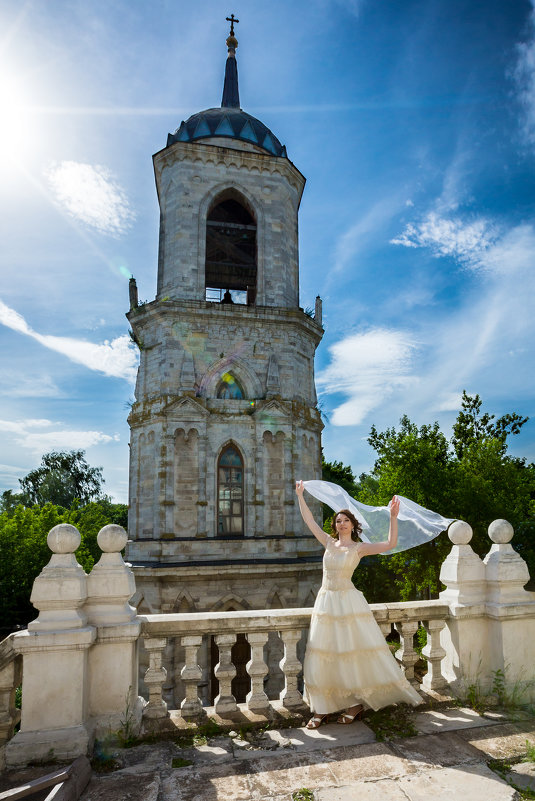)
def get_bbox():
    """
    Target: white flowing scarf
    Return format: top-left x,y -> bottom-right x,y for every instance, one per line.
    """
303,480 -> 455,554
